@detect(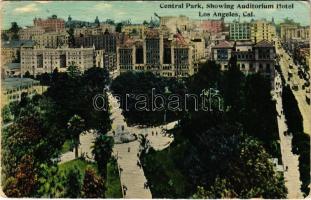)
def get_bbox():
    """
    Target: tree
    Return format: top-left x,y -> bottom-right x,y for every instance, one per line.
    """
67,115 -> 86,158
95,16 -> 100,26
2,104 -> 13,123
2,32 -> 9,41
81,167 -> 105,198
37,164 -> 66,198
24,71 -> 31,78
67,65 -> 81,78
67,27 -> 75,47
64,166 -> 82,198
115,23 -> 123,33
138,134 -> 150,155
106,19 -> 115,25
15,155 -> 37,197
92,135 -> 114,178
3,177 -> 21,197
9,22 -> 20,40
